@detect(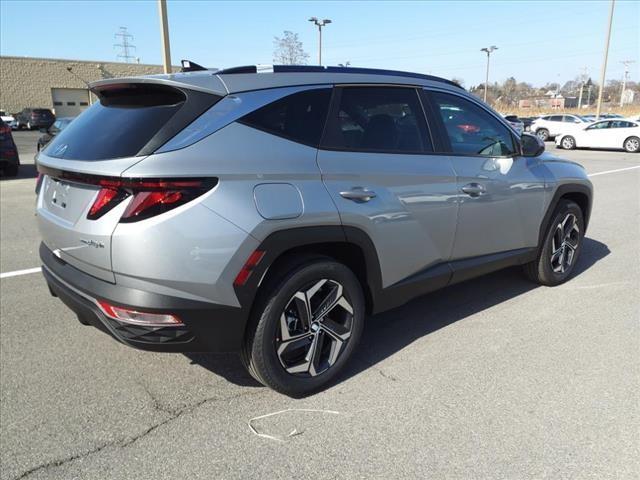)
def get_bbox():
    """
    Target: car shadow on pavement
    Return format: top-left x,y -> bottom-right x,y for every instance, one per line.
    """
185,237 -> 610,393
0,163 -> 38,180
